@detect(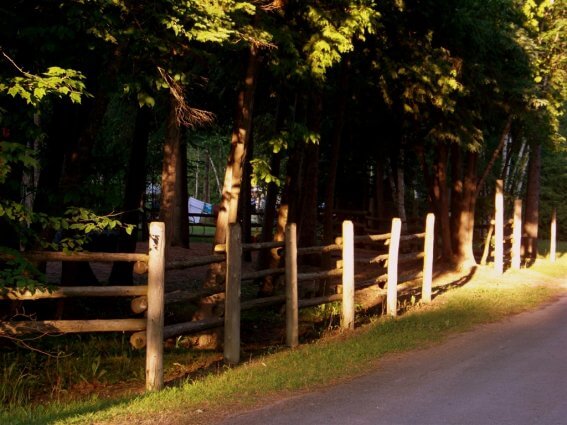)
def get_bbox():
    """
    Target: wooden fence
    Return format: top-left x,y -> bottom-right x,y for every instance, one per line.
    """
219,213 -> 436,363
0,222 -> 166,392
487,180 -> 557,271
1,201 -> 558,392
130,214 -> 436,365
